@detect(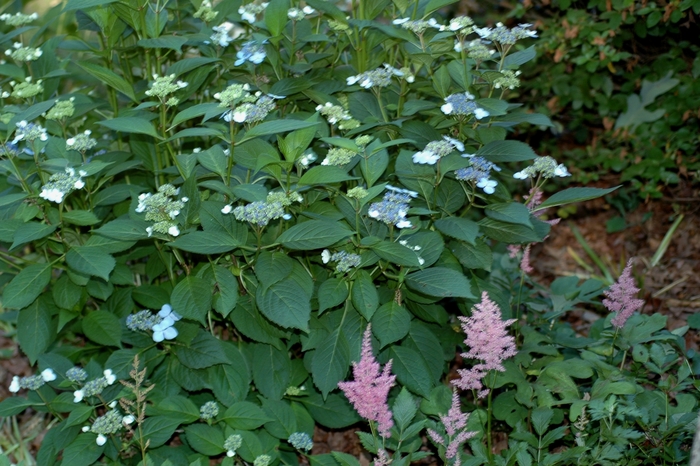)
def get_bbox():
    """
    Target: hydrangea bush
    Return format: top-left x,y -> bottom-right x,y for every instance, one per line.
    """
0,1 -> 697,465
